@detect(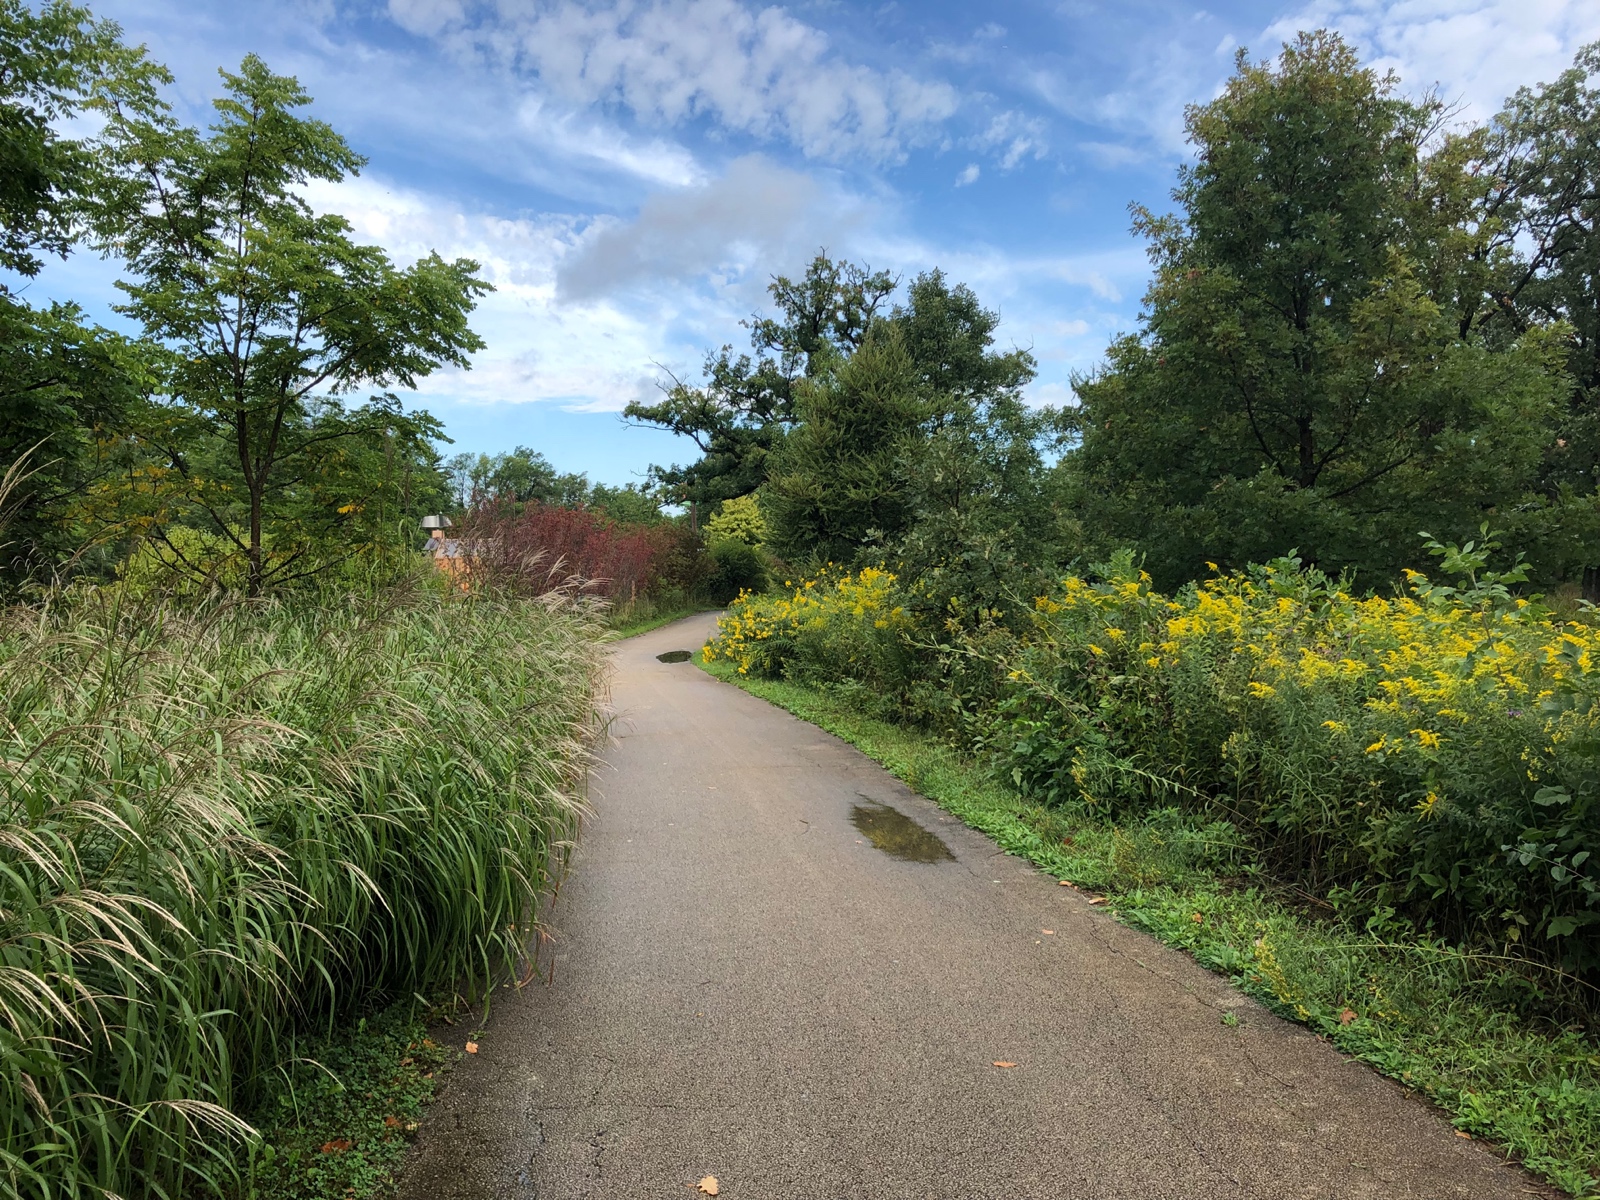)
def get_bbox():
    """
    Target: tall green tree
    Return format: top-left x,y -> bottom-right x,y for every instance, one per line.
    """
95,55 -> 488,592
1481,42 -> 1600,593
887,271 -> 1058,614
444,445 -> 590,509
765,269 -> 1051,576
1067,31 -> 1568,588
625,254 -> 895,505
763,322 -> 923,565
0,0 -> 164,580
